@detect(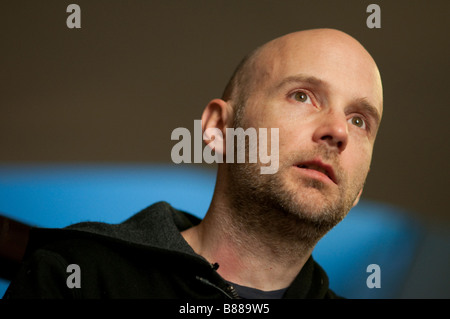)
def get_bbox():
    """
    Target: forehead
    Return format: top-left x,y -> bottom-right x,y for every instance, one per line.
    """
254,32 -> 383,113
